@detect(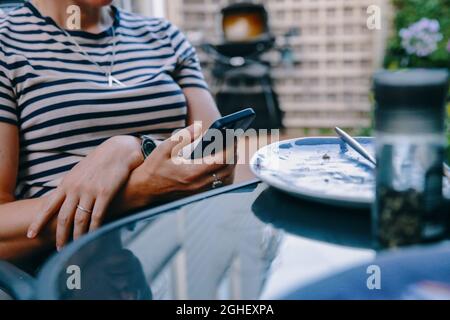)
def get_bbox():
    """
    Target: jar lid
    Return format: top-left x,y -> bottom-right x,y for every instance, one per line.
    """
373,69 -> 449,111
373,69 -> 449,134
